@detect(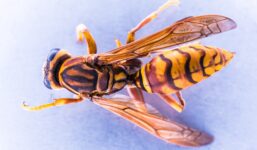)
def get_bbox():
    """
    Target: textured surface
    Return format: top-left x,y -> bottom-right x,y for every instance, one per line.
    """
0,0 -> 256,149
